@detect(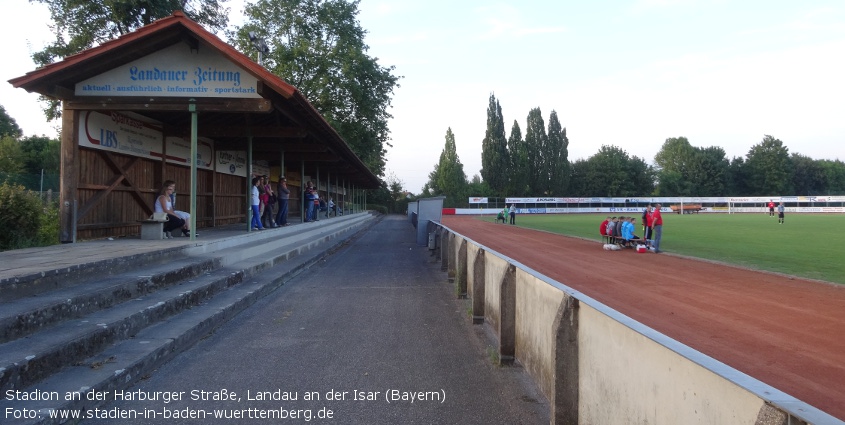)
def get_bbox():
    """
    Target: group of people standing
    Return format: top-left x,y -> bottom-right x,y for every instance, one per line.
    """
767,199 -> 786,224
496,204 -> 517,225
156,175 -> 342,236
599,203 -> 664,253
251,175 -> 291,230
303,181 -> 337,222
